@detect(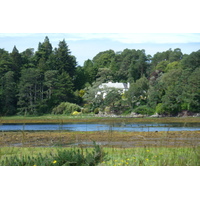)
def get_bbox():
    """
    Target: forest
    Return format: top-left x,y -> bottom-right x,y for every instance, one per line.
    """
0,36 -> 199,116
